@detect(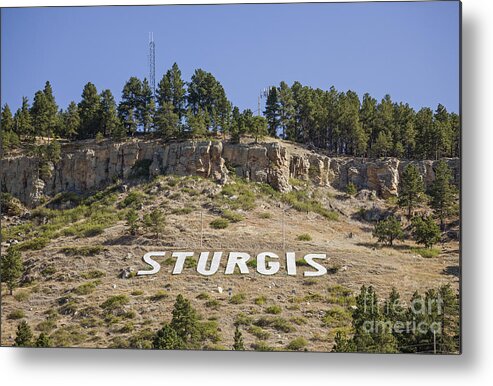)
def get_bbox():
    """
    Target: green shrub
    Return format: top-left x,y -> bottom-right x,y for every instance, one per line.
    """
100,295 -> 129,311
15,237 -> 50,251
60,246 -> 105,256
258,212 -> 272,219
74,281 -> 99,295
221,210 -> 244,223
297,233 -> 312,241
81,270 -> 106,279
286,337 -> 308,351
254,317 -> 295,333
322,306 -> 352,327
234,313 -> 253,327
172,207 -> 194,215
412,247 -> 440,258
346,182 -> 357,196
290,316 -> 308,325
122,191 -> 145,208
254,296 -> 267,305
131,290 -> 144,296
248,326 -> 270,340
149,291 -> 168,301
210,218 -> 229,229
219,181 -> 256,210
265,305 -> 282,314
14,291 -> 30,302
229,293 -> 247,304
8,309 -> 26,320
196,292 -> 211,300
205,299 -> 221,310
251,341 -> 275,351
